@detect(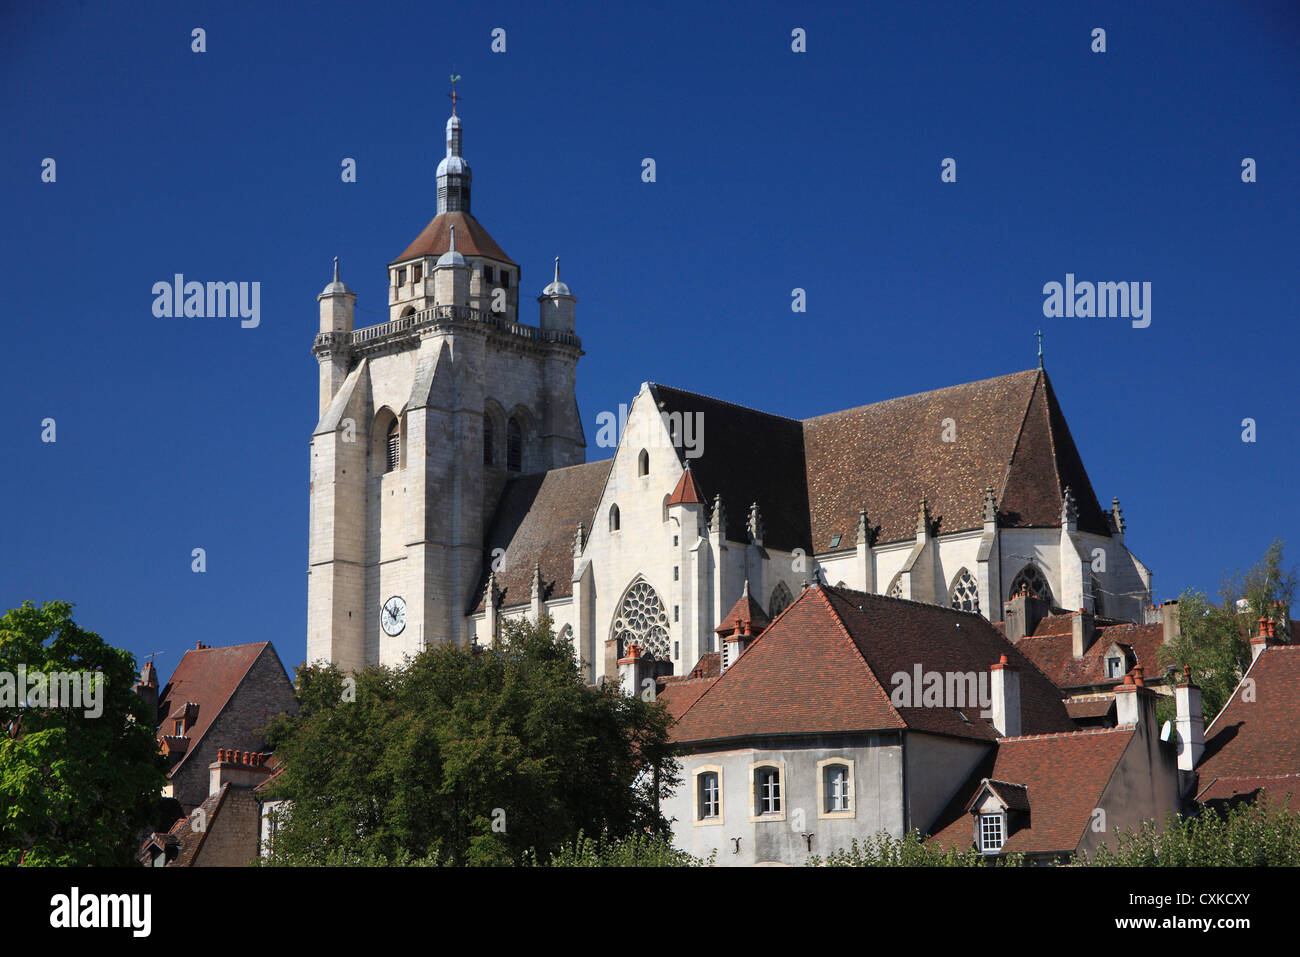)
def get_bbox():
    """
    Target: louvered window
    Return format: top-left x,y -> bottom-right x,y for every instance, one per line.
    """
386,420 -> 400,472
506,418 -> 522,472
